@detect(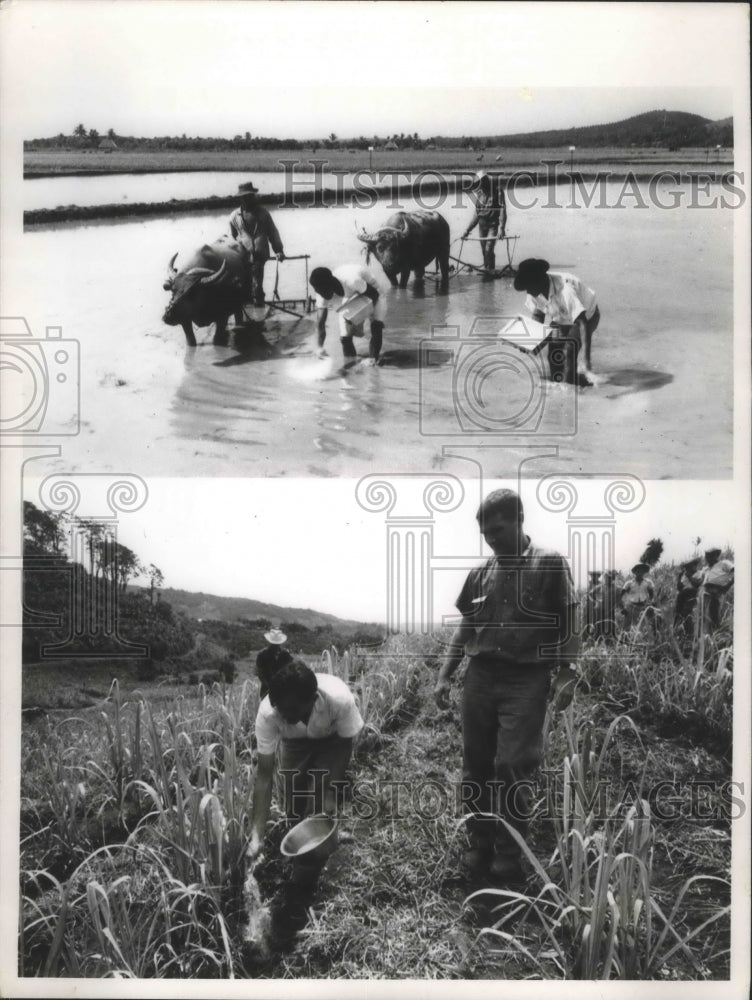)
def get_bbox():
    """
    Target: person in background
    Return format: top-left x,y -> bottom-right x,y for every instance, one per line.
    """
514,257 -> 600,386
592,569 -> 619,641
673,558 -> 702,636
247,660 -> 364,883
697,547 -> 734,633
309,264 -> 386,367
255,628 -> 293,700
583,571 -> 602,637
620,563 -> 655,629
433,488 -> 580,884
462,170 -> 507,272
228,182 -> 285,308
